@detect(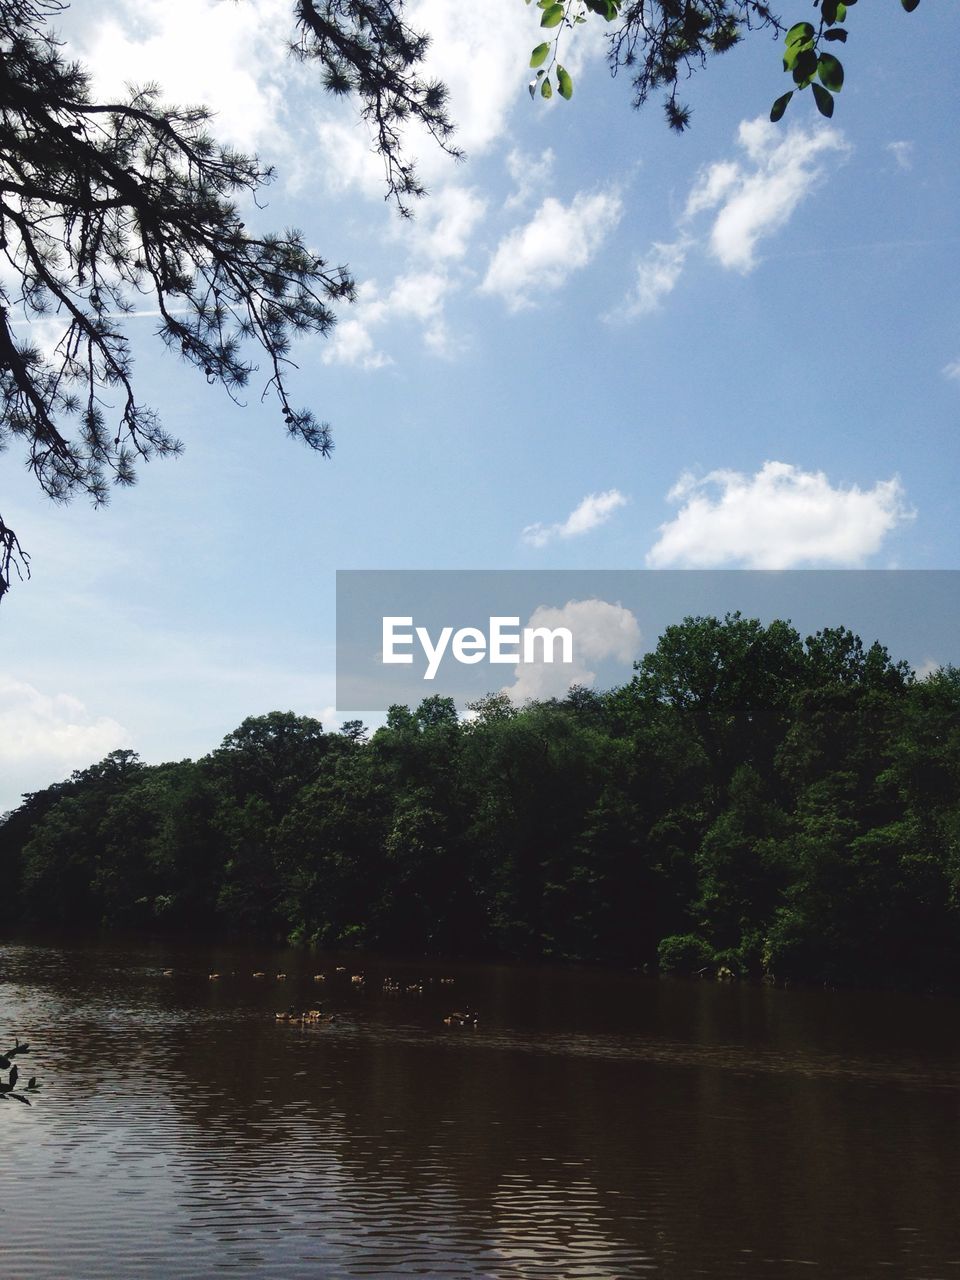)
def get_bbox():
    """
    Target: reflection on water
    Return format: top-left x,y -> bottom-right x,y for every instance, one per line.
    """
3,939 -> 960,1278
